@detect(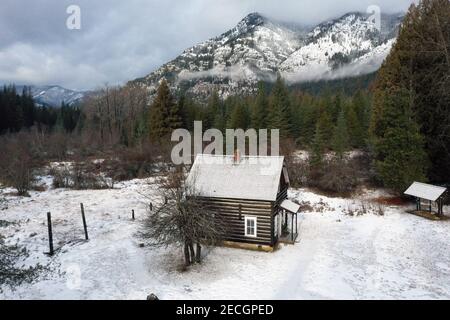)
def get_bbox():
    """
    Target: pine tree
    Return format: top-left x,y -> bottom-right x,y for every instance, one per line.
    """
373,89 -> 428,192
344,102 -> 364,148
315,109 -> 334,149
267,75 -> 292,137
351,90 -> 371,147
371,0 -> 450,182
148,79 -> 182,139
332,109 -> 349,158
297,93 -> 318,147
251,82 -> 268,130
228,101 -> 250,130
205,91 -> 221,130
310,121 -> 325,167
